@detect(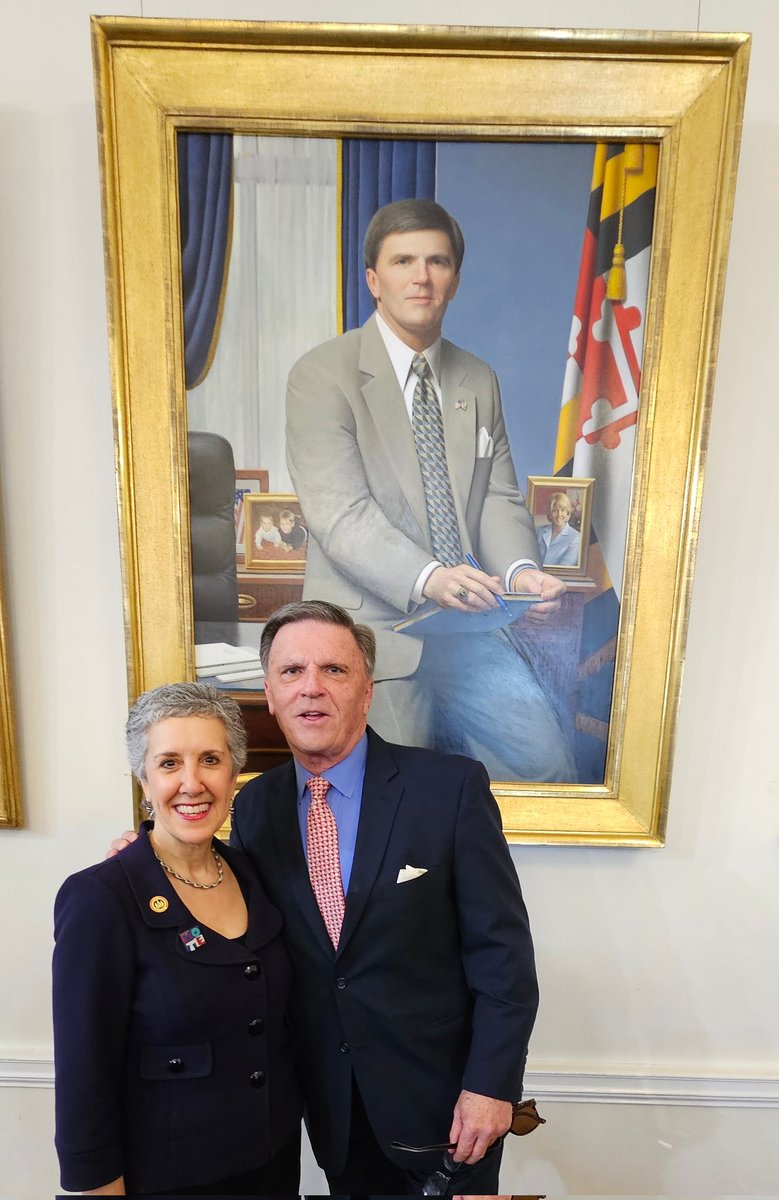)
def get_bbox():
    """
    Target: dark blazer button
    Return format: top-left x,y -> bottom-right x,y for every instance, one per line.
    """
335,976 -> 348,989
248,1017 -> 266,1036
167,1058 -> 184,1073
249,1070 -> 267,1088
339,1042 -> 349,1054
244,963 -> 260,979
